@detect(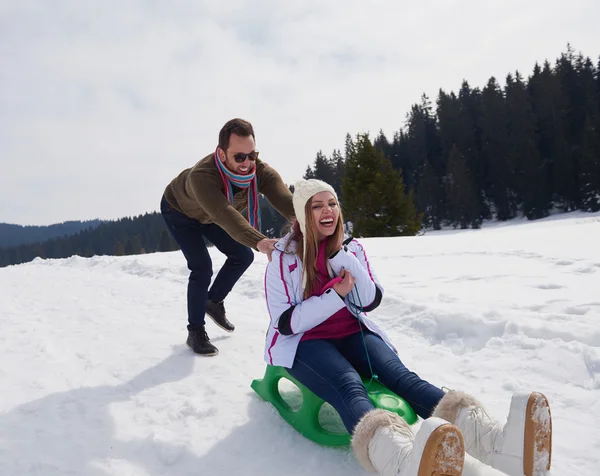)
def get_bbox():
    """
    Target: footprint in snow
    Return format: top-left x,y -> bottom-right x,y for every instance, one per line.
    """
534,283 -> 564,290
554,259 -> 574,266
575,266 -> 596,274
